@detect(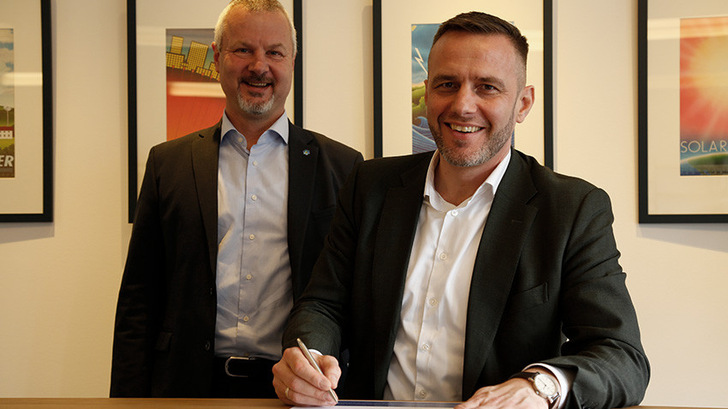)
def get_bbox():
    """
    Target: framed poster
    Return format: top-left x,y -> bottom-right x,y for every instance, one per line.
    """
0,0 -> 53,222
373,0 -> 553,168
127,0 -> 302,222
638,0 -> 728,223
